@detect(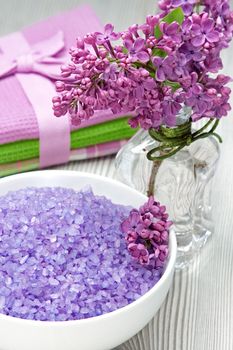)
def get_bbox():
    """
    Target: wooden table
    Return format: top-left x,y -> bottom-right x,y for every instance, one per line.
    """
1,1 -> 233,349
